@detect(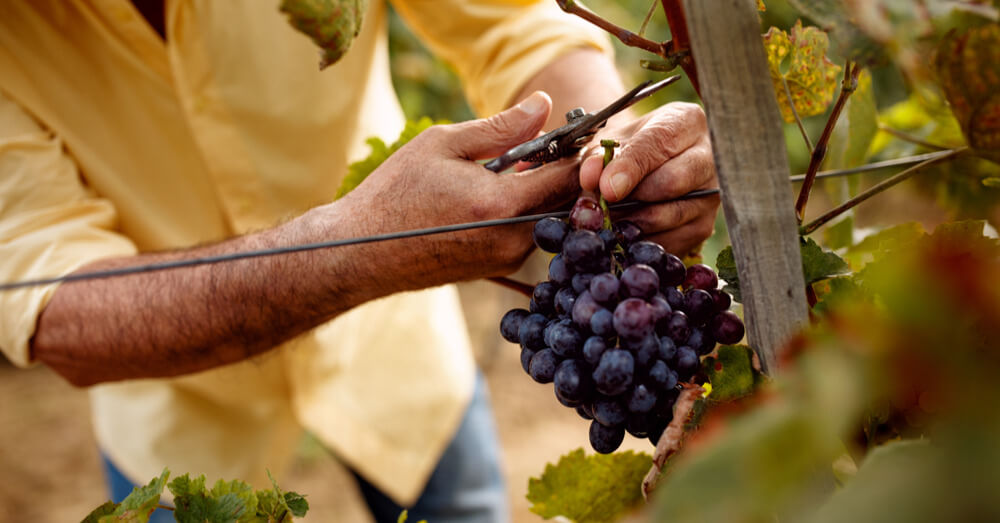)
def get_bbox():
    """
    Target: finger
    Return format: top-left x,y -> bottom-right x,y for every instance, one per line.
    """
445,91 -> 553,159
579,153 -> 604,191
612,192 -> 720,237
501,157 -> 580,215
599,103 -> 708,201
642,213 -> 718,257
628,140 -> 717,202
